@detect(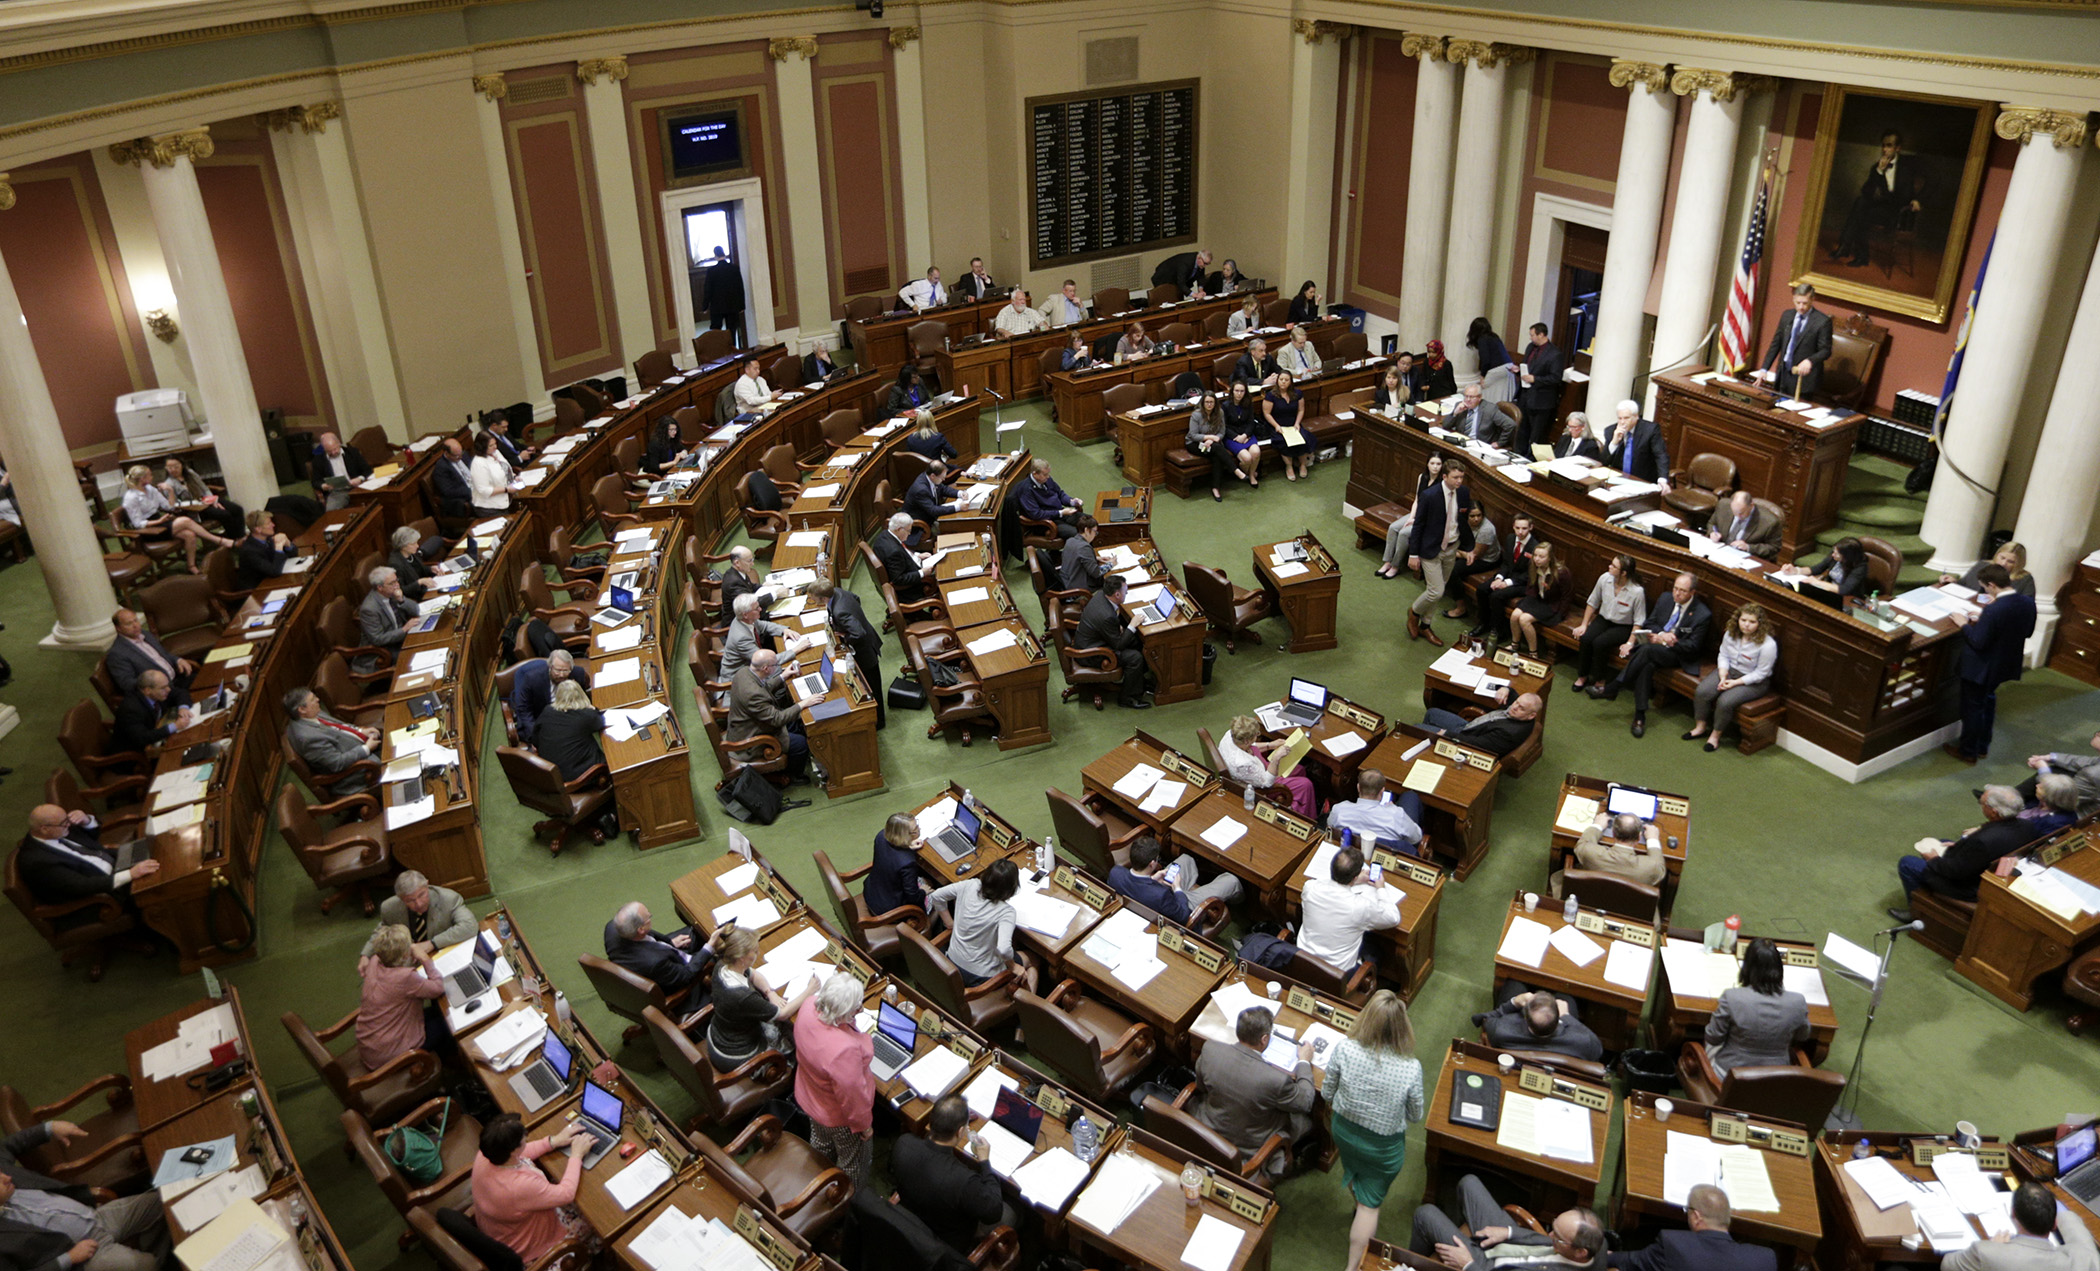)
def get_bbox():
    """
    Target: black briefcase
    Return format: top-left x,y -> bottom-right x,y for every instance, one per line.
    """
887,673 -> 927,710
